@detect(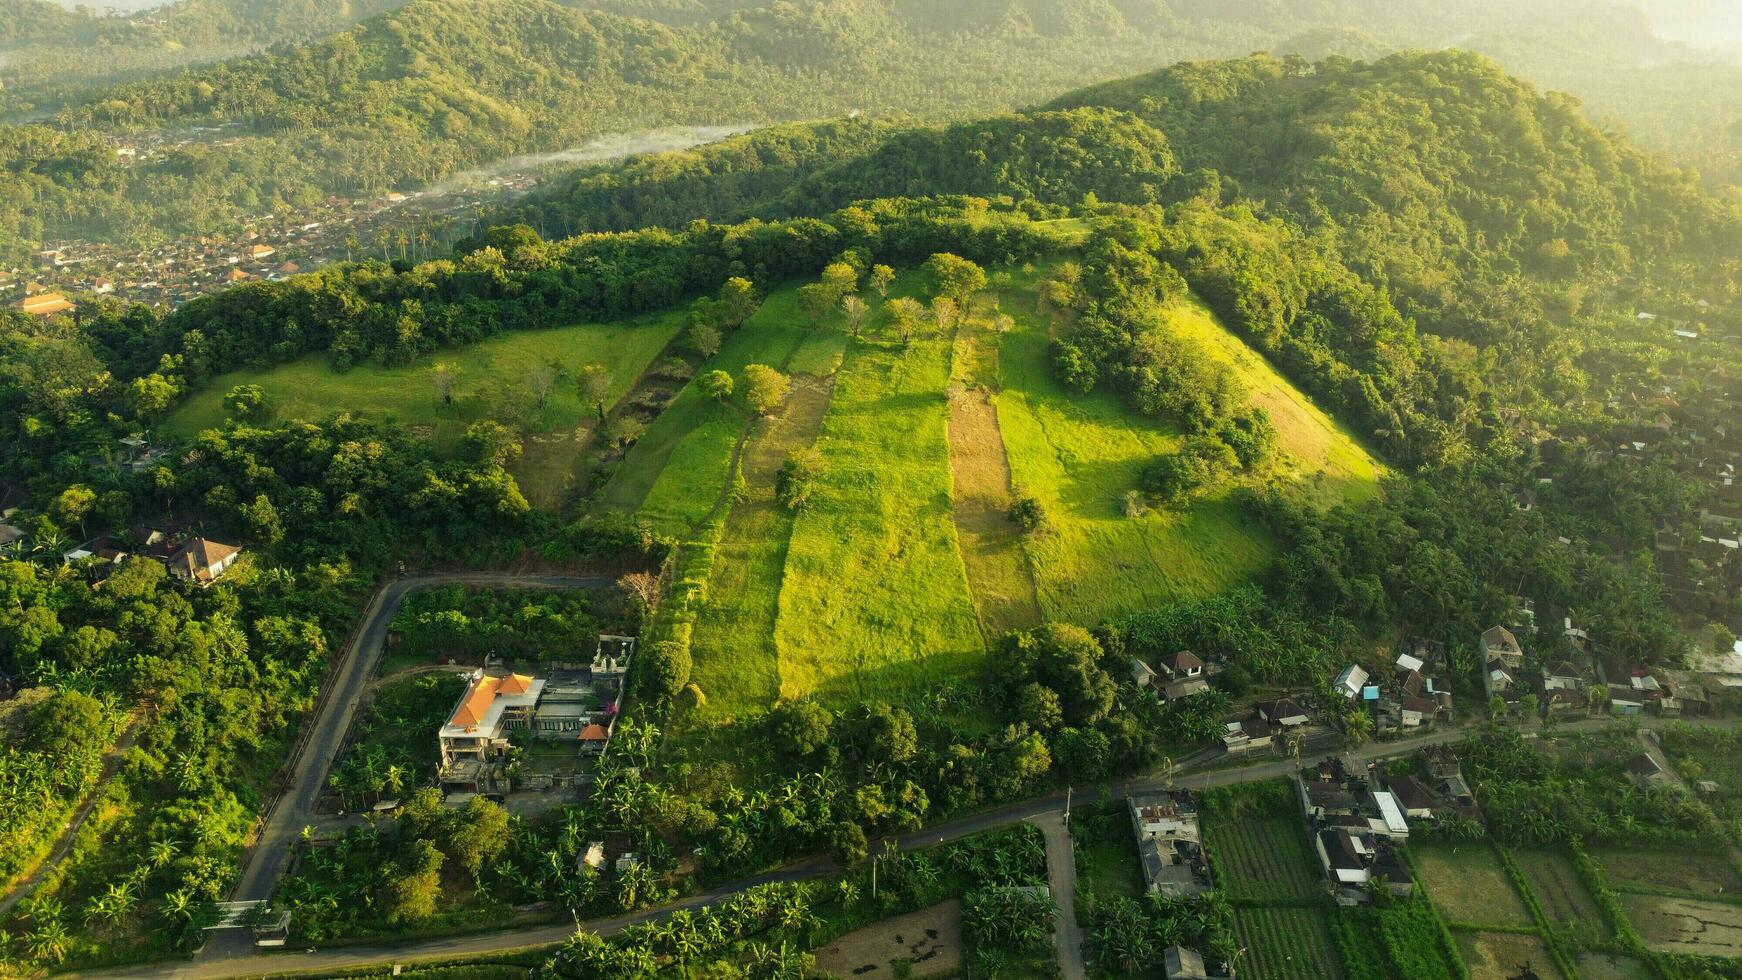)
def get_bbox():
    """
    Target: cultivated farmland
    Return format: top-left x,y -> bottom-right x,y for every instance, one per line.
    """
1513,848 -> 1605,941
1621,893 -> 1742,955
1595,848 -> 1742,896
1234,907 -> 1344,980
1412,843 -> 1533,928
773,325 -> 985,704
996,303 -> 1273,623
1202,783 -> 1321,902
